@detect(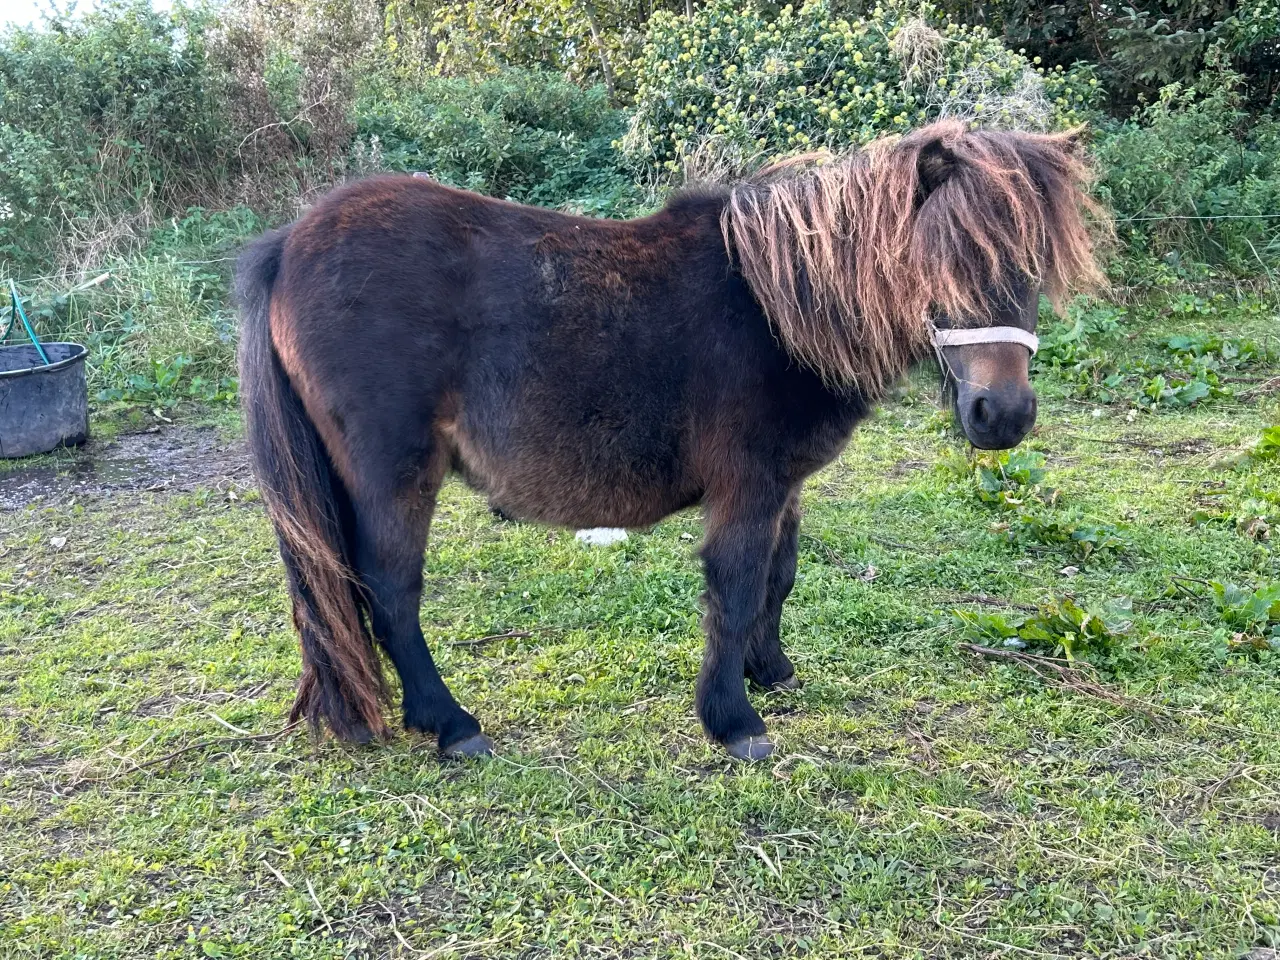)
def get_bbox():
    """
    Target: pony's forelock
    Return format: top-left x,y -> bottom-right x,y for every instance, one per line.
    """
720,121 -> 1108,392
